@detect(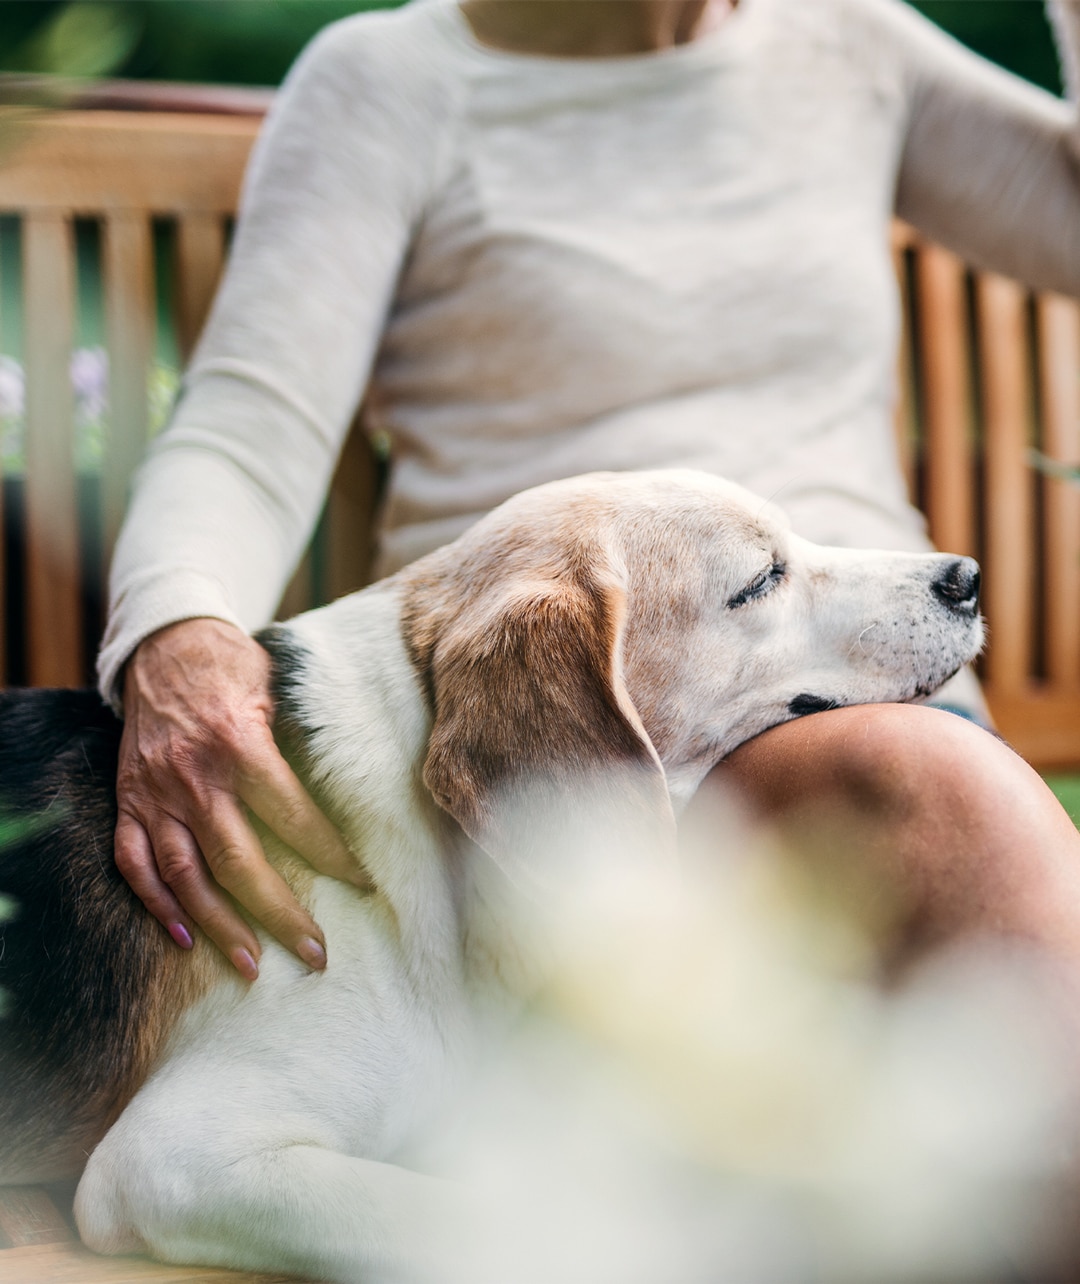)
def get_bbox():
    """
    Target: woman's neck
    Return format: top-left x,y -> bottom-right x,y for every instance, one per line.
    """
458,0 -> 737,58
